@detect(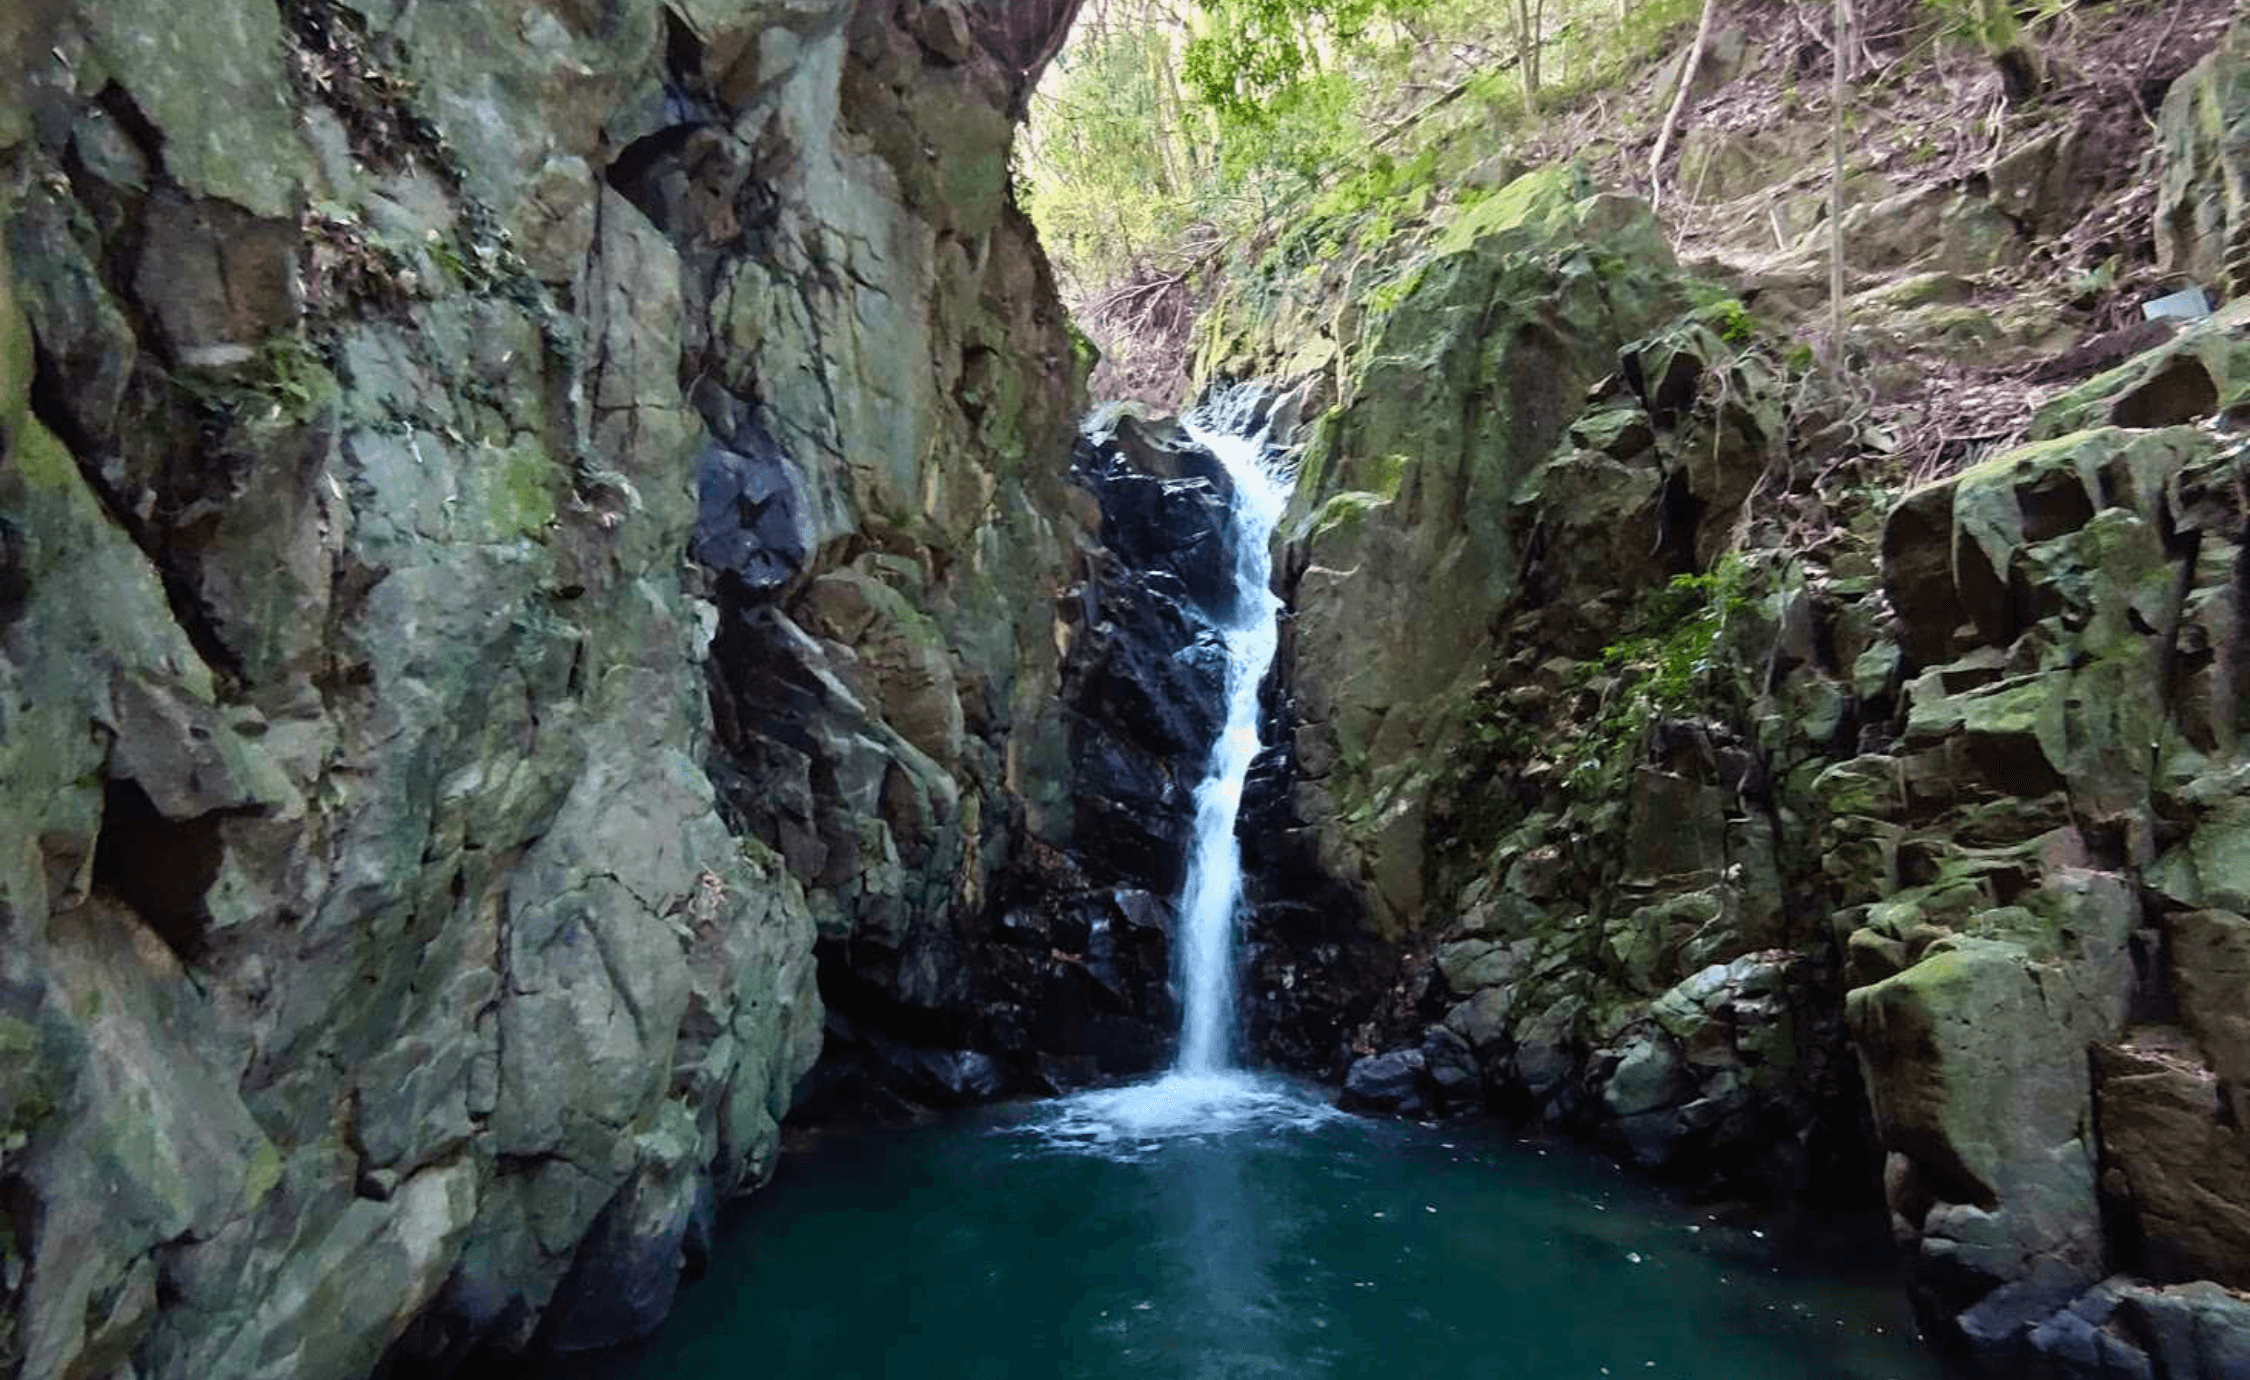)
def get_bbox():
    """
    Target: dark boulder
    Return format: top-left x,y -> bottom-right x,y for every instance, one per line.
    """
1069,722 -> 1192,895
1341,1048 -> 1428,1116
1421,1024 -> 1480,1114
1076,571 -> 1226,759
2114,1281 -> 2250,1380
1074,410 -> 1240,622
1062,412 -> 1239,898
540,1158 -> 708,1354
